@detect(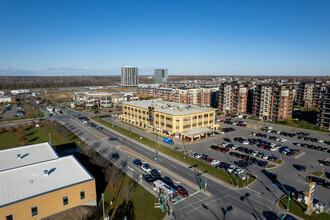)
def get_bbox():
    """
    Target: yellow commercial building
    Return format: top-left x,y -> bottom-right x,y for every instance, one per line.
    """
120,99 -> 217,142
0,143 -> 97,220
